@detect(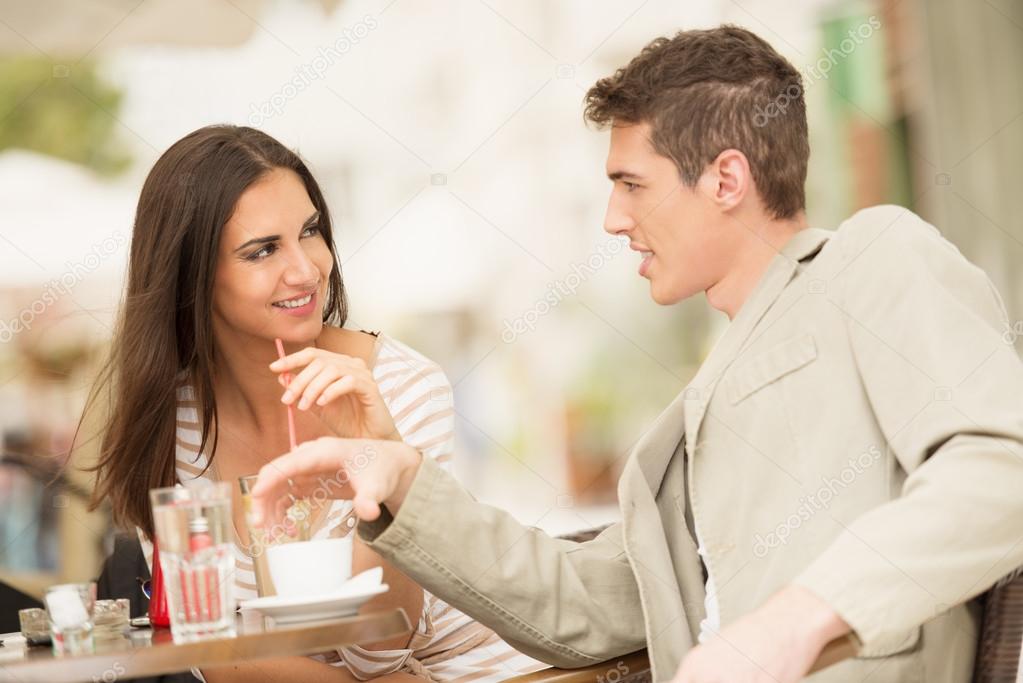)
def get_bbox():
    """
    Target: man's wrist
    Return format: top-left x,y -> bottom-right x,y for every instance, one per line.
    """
763,584 -> 851,651
383,443 -> 423,514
